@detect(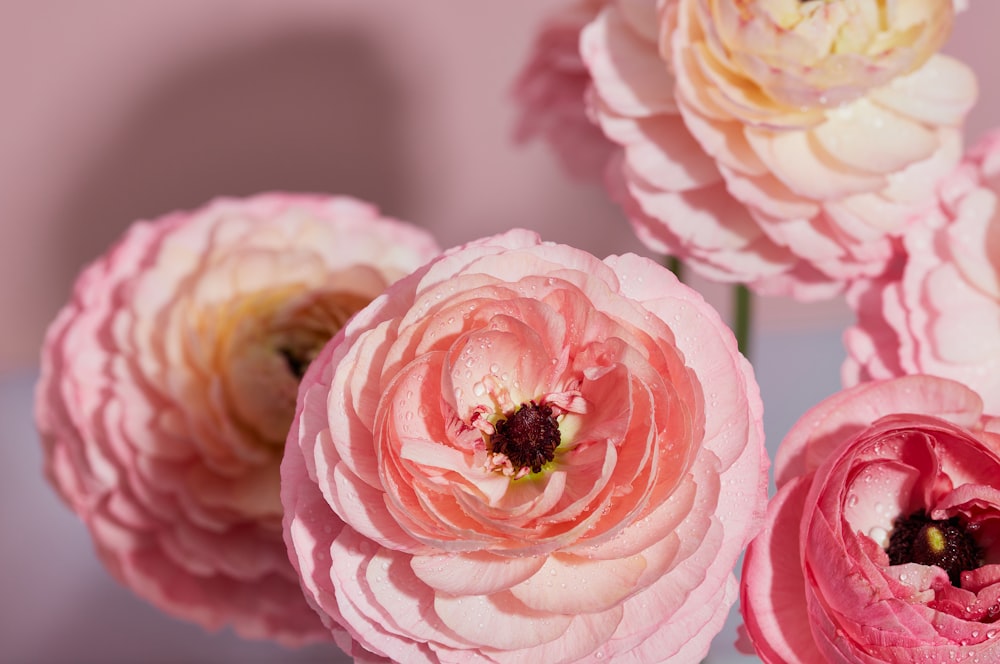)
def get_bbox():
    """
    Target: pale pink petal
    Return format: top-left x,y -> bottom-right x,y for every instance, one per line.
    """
37,193 -> 440,645
581,5 -> 676,118
434,591 -> 573,650
410,551 -> 546,595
